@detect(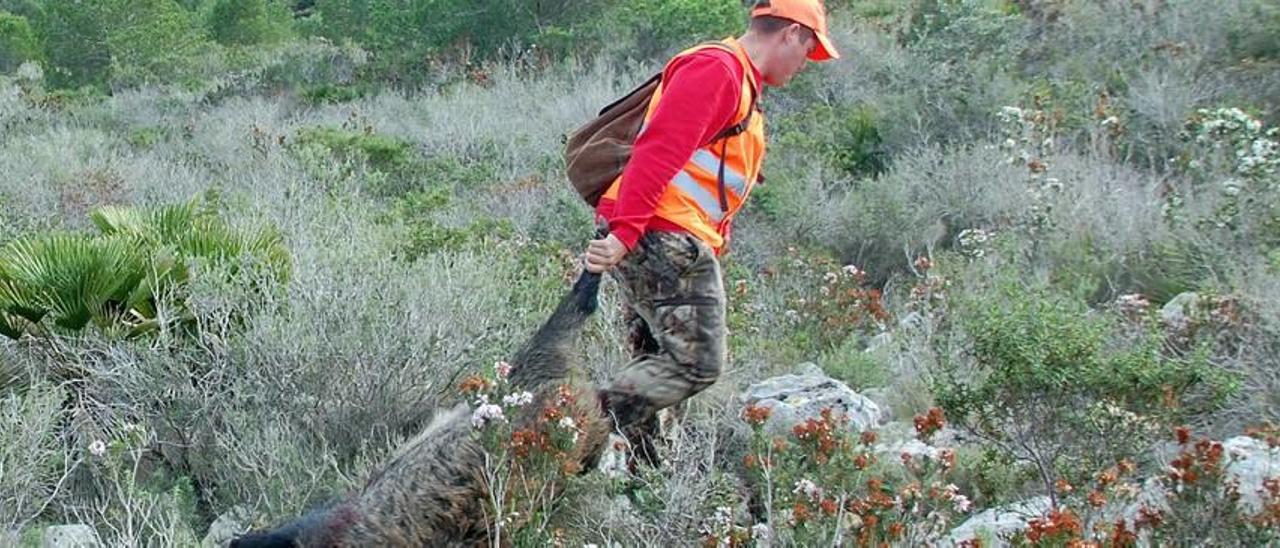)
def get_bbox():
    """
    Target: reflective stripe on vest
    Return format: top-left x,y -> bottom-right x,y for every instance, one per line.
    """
672,169 -> 725,222
690,148 -> 749,196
